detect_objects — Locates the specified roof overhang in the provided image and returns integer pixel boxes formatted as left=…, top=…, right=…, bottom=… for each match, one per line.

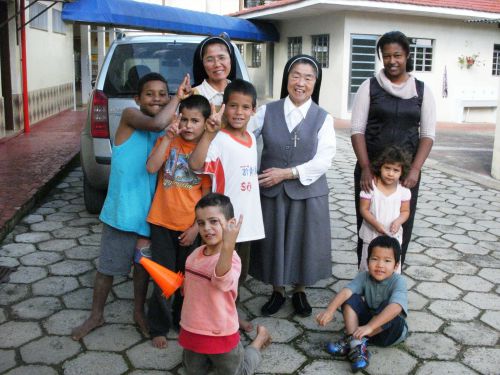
left=62, top=0, right=279, bottom=42
left=234, top=0, right=500, bottom=22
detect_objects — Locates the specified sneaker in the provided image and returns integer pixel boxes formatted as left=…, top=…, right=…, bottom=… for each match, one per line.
left=261, top=291, right=286, bottom=315
left=326, top=335, right=350, bottom=357
left=348, top=338, right=370, bottom=373
left=292, top=291, right=312, bottom=317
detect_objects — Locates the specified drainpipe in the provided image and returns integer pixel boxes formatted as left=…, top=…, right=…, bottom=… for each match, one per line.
left=20, top=0, right=30, bottom=134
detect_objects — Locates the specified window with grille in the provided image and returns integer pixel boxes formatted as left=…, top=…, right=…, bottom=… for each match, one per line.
left=288, top=37, right=302, bottom=59
left=349, top=34, right=377, bottom=109
left=493, top=44, right=500, bottom=76
left=311, top=34, right=329, bottom=68
left=244, top=0, right=261, bottom=7
left=236, top=43, right=244, bottom=58
left=29, top=1, right=49, bottom=31
left=250, top=43, right=262, bottom=67
left=410, top=38, right=433, bottom=72
left=52, top=9, right=66, bottom=34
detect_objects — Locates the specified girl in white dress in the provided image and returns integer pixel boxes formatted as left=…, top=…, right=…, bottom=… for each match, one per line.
left=359, top=146, right=412, bottom=273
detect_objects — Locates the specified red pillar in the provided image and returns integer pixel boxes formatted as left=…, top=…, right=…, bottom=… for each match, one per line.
left=20, top=0, right=30, bottom=134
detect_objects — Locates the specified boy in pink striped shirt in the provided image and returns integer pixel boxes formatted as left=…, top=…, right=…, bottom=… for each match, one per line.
left=179, top=193, right=271, bottom=374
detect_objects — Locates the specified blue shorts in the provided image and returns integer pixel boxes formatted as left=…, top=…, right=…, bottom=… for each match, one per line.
left=343, top=294, right=407, bottom=347
left=97, top=223, right=137, bottom=276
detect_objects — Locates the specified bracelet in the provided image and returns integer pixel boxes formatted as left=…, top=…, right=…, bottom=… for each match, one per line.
left=291, top=167, right=299, bottom=179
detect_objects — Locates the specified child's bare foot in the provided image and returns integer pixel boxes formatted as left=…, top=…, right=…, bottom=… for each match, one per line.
left=250, top=325, right=272, bottom=351
left=239, top=317, right=253, bottom=333
left=152, top=335, right=168, bottom=349
left=71, top=315, right=104, bottom=341
left=134, top=310, right=150, bottom=337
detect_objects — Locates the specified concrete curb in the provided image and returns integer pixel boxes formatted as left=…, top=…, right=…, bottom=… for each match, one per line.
left=0, top=153, right=80, bottom=243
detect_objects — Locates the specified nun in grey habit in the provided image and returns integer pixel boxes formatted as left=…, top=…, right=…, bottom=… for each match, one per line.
left=249, top=54, right=336, bottom=317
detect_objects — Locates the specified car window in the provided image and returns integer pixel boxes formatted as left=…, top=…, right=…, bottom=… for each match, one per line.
left=103, top=42, right=197, bottom=97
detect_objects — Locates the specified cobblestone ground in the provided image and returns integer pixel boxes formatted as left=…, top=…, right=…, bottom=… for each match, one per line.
left=1, top=136, right=499, bottom=375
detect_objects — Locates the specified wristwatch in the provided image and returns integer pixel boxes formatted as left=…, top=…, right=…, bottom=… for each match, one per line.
left=291, top=167, right=299, bottom=179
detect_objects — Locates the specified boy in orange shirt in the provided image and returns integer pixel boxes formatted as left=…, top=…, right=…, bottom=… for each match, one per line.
left=146, top=95, right=212, bottom=348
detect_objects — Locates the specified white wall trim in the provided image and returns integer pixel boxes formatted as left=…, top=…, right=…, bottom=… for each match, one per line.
left=238, top=0, right=500, bottom=21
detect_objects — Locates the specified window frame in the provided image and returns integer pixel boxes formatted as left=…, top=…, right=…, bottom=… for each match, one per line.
left=250, top=43, right=262, bottom=68
left=29, top=1, right=49, bottom=31
left=311, top=34, right=329, bottom=68
left=52, top=9, right=66, bottom=35
left=287, top=36, right=302, bottom=59
left=492, top=44, right=500, bottom=76
left=410, top=38, right=433, bottom=72
left=348, top=34, right=378, bottom=110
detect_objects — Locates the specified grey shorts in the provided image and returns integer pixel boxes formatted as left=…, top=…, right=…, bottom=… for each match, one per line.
left=183, top=342, right=262, bottom=375
left=97, top=223, right=137, bottom=276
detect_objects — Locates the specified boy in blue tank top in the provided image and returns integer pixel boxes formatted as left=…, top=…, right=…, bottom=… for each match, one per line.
left=71, top=72, right=192, bottom=341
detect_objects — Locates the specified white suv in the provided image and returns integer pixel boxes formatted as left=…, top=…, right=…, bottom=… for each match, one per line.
left=81, top=34, right=250, bottom=213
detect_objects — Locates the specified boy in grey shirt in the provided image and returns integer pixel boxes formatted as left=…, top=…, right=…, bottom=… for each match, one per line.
left=316, top=235, right=408, bottom=373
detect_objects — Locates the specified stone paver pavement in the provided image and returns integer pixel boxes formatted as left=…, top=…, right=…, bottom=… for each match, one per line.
left=1, top=135, right=499, bottom=374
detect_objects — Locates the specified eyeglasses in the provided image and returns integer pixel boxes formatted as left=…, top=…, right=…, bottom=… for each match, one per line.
left=203, top=55, right=229, bottom=65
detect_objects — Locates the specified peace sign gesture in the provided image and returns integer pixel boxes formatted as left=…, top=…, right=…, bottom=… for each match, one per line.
left=165, top=113, right=182, bottom=139
left=176, top=74, right=192, bottom=101
left=205, top=103, right=225, bottom=133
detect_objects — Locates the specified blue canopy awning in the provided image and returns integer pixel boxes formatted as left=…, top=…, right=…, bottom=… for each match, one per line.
left=62, top=0, right=279, bottom=42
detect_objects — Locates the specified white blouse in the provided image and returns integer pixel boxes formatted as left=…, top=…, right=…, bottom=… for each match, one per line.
left=249, top=96, right=336, bottom=186
left=193, top=79, right=225, bottom=106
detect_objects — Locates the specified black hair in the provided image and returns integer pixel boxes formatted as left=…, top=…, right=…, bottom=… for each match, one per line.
left=280, top=54, right=322, bottom=104
left=192, top=33, right=237, bottom=87
left=179, top=95, right=211, bottom=120
left=223, top=79, right=257, bottom=108
left=195, top=193, right=234, bottom=220
left=137, top=72, right=168, bottom=95
left=372, top=146, right=412, bottom=180
left=376, top=31, right=414, bottom=72
left=367, top=235, right=401, bottom=264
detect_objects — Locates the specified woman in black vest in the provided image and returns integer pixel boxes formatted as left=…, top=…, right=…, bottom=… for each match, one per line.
left=249, top=55, right=336, bottom=317
left=351, top=31, right=436, bottom=268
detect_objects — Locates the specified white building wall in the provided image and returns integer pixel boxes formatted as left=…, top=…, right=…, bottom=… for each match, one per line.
left=246, top=42, right=270, bottom=99
left=26, top=5, right=74, bottom=90
left=343, top=12, right=499, bottom=122
left=270, top=11, right=499, bottom=122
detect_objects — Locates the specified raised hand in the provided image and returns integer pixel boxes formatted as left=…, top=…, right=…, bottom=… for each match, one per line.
left=166, top=114, right=181, bottom=139
left=206, top=103, right=225, bottom=133
left=176, top=74, right=192, bottom=100
left=222, top=214, right=243, bottom=250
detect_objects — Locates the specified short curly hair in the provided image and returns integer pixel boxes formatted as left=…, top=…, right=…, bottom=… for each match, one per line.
left=372, top=146, right=412, bottom=180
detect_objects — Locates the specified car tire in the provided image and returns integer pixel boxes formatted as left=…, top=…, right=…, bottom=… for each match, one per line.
left=83, top=174, right=106, bottom=214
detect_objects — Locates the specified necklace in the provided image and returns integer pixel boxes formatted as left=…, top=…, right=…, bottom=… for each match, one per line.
left=290, top=117, right=305, bottom=148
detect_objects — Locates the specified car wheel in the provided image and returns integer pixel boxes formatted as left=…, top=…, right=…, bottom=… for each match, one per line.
left=83, top=174, right=106, bottom=214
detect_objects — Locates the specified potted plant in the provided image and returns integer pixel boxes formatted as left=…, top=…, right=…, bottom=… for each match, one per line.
left=458, top=53, right=480, bottom=69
